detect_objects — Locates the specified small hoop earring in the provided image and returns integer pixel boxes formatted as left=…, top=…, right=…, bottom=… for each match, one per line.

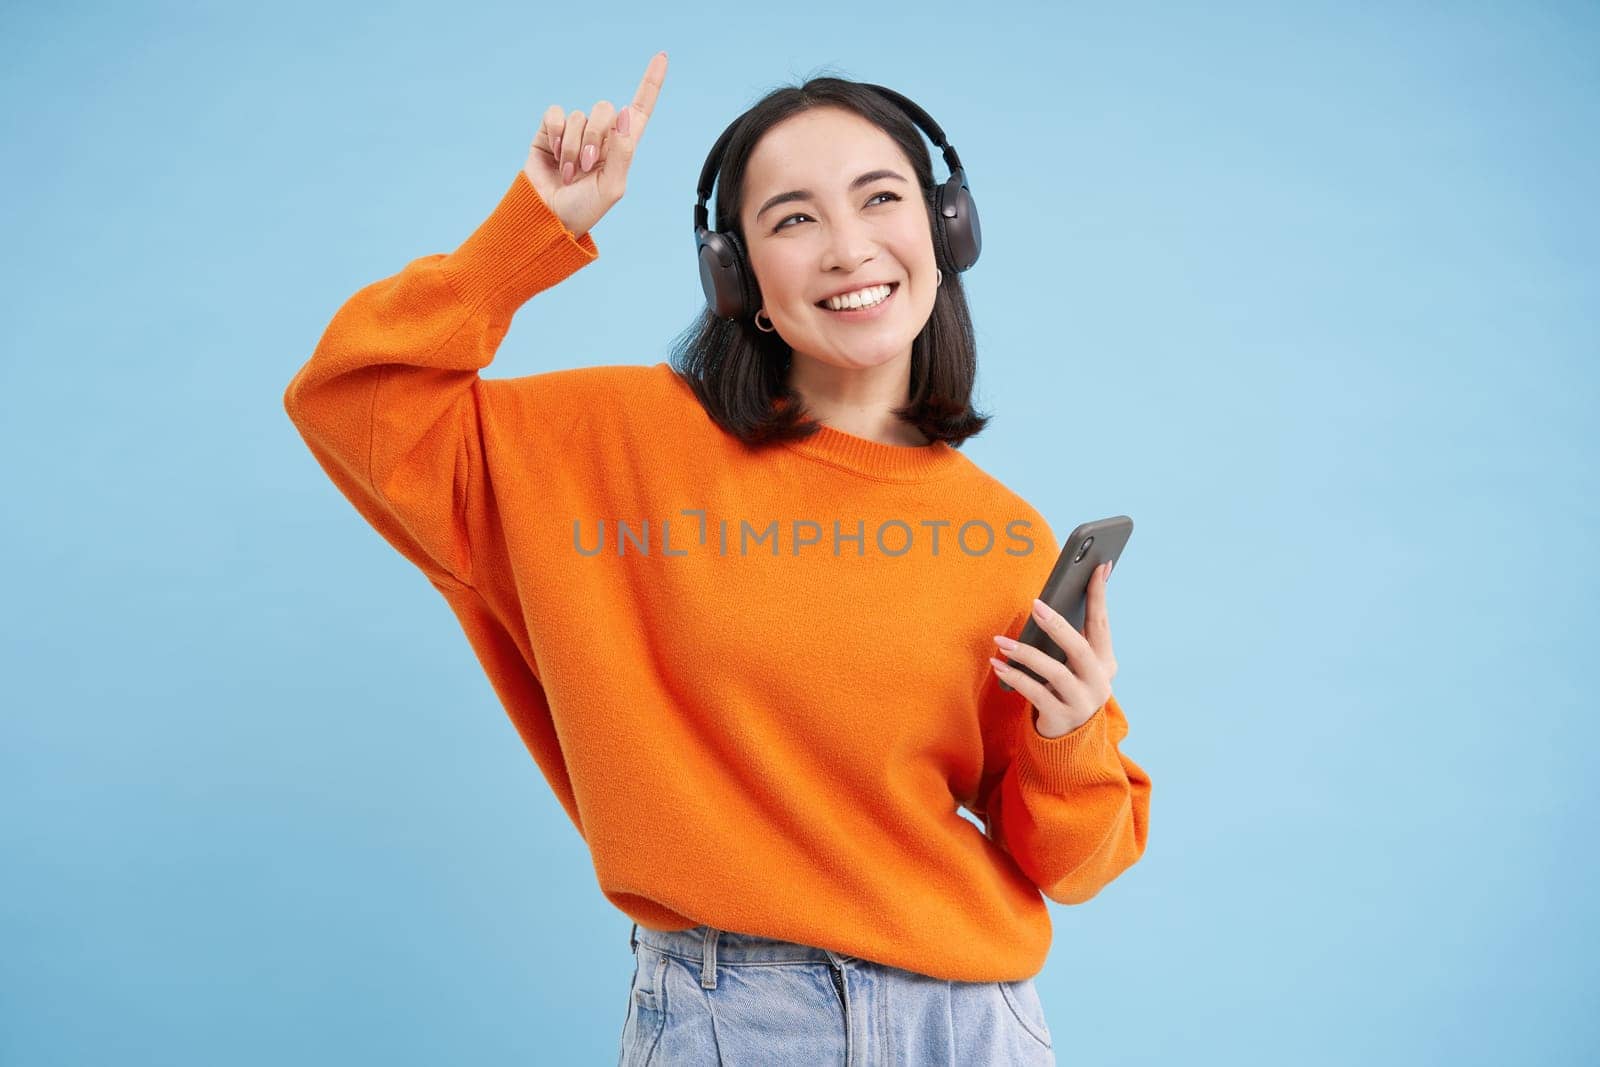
left=936, top=269, right=943, bottom=288
left=754, top=308, right=776, bottom=333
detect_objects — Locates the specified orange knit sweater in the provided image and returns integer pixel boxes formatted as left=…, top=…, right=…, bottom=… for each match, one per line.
left=283, top=170, right=1152, bottom=982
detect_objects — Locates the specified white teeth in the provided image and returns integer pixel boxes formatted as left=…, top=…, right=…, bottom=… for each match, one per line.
left=824, top=284, right=892, bottom=311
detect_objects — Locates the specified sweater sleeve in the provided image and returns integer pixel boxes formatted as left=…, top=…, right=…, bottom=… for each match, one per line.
left=969, top=610, right=1153, bottom=904
left=282, top=171, right=598, bottom=589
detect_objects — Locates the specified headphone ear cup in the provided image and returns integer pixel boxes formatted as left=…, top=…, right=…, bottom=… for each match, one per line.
left=697, top=231, right=748, bottom=320
left=935, top=176, right=982, bottom=273
left=724, top=228, right=760, bottom=320
left=696, top=229, right=761, bottom=321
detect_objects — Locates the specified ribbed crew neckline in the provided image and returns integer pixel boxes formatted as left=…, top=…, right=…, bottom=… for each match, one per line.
left=652, top=362, right=964, bottom=482
left=778, top=420, right=964, bottom=481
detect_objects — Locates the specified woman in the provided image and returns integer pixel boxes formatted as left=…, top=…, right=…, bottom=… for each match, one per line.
left=284, top=51, right=1150, bottom=1066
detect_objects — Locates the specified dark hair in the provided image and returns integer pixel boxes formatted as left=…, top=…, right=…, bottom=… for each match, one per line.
left=668, top=71, right=991, bottom=448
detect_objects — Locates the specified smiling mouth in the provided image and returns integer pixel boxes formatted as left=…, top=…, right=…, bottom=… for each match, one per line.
left=815, top=282, right=899, bottom=313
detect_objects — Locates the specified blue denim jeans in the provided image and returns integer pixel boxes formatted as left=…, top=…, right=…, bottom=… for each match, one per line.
left=619, top=923, right=1056, bottom=1066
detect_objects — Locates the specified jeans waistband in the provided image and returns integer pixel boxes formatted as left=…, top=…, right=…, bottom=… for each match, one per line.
left=630, top=922, right=853, bottom=989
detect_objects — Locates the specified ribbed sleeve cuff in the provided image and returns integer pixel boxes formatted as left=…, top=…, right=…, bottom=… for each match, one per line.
left=1013, top=695, right=1126, bottom=791
left=441, top=170, right=600, bottom=314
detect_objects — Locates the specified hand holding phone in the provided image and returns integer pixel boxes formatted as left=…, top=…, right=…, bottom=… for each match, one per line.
left=996, top=515, right=1131, bottom=699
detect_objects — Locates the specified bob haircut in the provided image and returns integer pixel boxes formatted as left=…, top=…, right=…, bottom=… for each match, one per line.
left=669, top=74, right=992, bottom=449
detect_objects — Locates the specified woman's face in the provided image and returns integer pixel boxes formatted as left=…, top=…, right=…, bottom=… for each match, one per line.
left=738, top=107, right=938, bottom=373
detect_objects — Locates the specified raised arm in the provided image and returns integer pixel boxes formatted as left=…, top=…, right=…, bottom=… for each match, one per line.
left=281, top=180, right=597, bottom=588
left=282, top=53, right=668, bottom=589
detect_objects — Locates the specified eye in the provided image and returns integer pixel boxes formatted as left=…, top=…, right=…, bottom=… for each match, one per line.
left=773, top=191, right=902, bottom=232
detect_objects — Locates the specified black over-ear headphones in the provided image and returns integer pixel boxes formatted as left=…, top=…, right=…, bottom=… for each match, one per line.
left=693, top=84, right=982, bottom=322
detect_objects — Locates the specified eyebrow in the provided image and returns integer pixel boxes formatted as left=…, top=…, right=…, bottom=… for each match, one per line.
left=755, top=169, right=910, bottom=221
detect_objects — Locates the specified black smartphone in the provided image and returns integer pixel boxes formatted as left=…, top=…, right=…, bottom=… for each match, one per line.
left=998, top=515, right=1133, bottom=692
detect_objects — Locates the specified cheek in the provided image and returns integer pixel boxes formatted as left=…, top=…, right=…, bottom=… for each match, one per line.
left=903, top=222, right=939, bottom=265
left=751, top=249, right=811, bottom=307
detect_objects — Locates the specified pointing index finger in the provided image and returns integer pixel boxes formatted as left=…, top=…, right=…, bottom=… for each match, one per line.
left=628, top=51, right=668, bottom=138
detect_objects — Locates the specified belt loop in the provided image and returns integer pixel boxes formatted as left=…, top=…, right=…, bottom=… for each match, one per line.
left=630, top=922, right=638, bottom=955
left=699, top=926, right=721, bottom=989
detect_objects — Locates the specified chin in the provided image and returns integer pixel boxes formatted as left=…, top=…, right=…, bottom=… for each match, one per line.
left=814, top=347, right=910, bottom=371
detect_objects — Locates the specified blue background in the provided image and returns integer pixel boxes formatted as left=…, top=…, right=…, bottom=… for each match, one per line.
left=3, top=1, right=1595, bottom=1063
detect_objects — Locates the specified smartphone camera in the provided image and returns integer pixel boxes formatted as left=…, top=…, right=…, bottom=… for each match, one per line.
left=1072, top=535, right=1094, bottom=564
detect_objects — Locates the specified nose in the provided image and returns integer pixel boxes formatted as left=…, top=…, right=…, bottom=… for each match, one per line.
left=820, top=213, right=880, bottom=274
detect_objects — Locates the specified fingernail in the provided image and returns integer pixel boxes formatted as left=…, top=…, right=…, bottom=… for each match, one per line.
left=562, top=161, right=574, bottom=183
left=993, top=635, right=1017, bottom=652
left=1032, top=598, right=1052, bottom=619
left=1105, top=560, right=1113, bottom=581
left=581, top=144, right=596, bottom=171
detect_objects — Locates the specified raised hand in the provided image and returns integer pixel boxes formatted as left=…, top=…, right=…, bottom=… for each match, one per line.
left=522, top=51, right=668, bottom=240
